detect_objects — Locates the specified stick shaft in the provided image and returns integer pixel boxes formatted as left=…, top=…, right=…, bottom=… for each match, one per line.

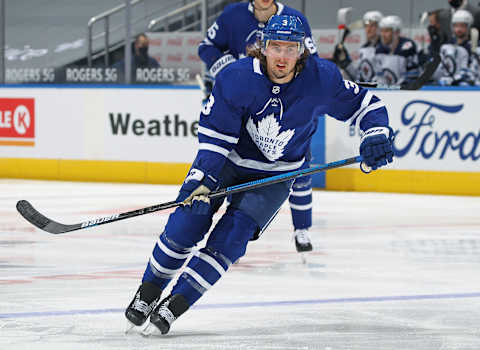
left=17, top=155, right=362, bottom=234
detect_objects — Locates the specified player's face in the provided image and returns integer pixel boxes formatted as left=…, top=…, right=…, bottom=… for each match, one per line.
left=453, top=22, right=469, bottom=40
left=364, top=22, right=378, bottom=42
left=264, top=40, right=299, bottom=83
left=253, top=0, right=275, bottom=11
left=380, top=28, right=393, bottom=45
left=135, top=36, right=149, bottom=55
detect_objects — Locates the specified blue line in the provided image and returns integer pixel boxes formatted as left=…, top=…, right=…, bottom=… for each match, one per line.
left=2, top=292, right=480, bottom=319
left=374, top=85, right=480, bottom=91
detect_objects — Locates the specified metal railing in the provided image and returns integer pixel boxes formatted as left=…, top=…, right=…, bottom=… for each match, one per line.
left=87, top=0, right=143, bottom=67
left=148, top=0, right=202, bottom=32
left=148, top=0, right=232, bottom=34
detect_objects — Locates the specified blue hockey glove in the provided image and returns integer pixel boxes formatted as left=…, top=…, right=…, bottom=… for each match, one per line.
left=359, top=126, right=394, bottom=173
left=176, top=168, right=218, bottom=215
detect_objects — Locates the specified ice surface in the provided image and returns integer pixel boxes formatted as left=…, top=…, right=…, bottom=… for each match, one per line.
left=1, top=179, right=480, bottom=349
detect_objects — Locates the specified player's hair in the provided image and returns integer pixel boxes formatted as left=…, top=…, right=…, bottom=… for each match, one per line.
left=246, top=40, right=310, bottom=75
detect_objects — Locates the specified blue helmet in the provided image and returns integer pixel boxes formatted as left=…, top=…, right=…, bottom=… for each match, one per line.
left=262, top=15, right=306, bottom=54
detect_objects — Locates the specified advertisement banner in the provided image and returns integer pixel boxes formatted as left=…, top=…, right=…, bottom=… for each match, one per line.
left=147, top=32, right=204, bottom=84
left=0, top=98, right=35, bottom=146
left=0, top=87, right=203, bottom=163
left=326, top=89, right=480, bottom=173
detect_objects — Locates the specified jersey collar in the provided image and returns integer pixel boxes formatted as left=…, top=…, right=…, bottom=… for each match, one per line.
left=248, top=2, right=285, bottom=15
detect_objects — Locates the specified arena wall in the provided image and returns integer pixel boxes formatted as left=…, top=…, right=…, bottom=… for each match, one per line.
left=0, top=86, right=478, bottom=195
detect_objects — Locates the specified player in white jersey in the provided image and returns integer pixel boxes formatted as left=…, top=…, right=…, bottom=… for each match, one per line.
left=433, top=9, right=478, bottom=85
left=333, top=11, right=383, bottom=83
left=375, top=15, right=420, bottom=86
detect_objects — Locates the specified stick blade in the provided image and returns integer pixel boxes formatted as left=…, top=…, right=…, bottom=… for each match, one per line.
left=16, top=200, right=79, bottom=234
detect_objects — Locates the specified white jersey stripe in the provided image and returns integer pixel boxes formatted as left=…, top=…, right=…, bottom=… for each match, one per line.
left=156, top=237, right=190, bottom=260
left=253, top=58, right=263, bottom=75
left=184, top=267, right=212, bottom=290
left=199, top=143, right=231, bottom=157
left=289, top=203, right=313, bottom=211
left=198, top=126, right=239, bottom=144
left=149, top=256, right=180, bottom=275
left=355, top=101, right=386, bottom=133
left=196, top=251, right=226, bottom=276
left=228, top=150, right=304, bottom=172
left=290, top=189, right=312, bottom=197
left=347, top=90, right=373, bottom=126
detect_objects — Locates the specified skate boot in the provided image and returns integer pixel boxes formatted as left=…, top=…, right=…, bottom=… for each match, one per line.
left=125, top=282, right=162, bottom=331
left=143, top=293, right=189, bottom=335
left=294, top=229, right=313, bottom=253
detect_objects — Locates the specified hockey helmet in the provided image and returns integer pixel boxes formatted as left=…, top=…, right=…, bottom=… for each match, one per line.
left=379, top=15, right=402, bottom=31
left=262, top=15, right=306, bottom=55
left=363, top=11, right=383, bottom=25
left=452, top=9, right=474, bottom=26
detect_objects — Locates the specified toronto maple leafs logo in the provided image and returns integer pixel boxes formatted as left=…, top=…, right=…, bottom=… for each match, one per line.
left=246, top=114, right=295, bottom=161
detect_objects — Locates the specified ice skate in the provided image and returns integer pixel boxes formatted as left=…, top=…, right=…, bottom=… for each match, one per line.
left=124, top=282, right=162, bottom=333
left=294, top=229, right=313, bottom=253
left=143, top=294, right=189, bottom=336
left=293, top=229, right=313, bottom=264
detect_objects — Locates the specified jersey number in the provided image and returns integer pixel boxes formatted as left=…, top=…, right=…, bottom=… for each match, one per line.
left=202, top=94, right=215, bottom=115
left=207, top=22, right=219, bottom=40
left=304, top=37, right=317, bottom=54
left=344, top=80, right=360, bottom=94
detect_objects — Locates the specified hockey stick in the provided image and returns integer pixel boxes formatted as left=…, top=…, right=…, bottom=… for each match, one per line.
left=471, top=27, right=479, bottom=51
left=337, top=7, right=353, bottom=44
left=195, top=73, right=207, bottom=99
left=16, top=155, right=363, bottom=234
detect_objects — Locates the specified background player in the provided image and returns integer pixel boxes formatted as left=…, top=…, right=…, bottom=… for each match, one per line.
left=333, top=10, right=383, bottom=82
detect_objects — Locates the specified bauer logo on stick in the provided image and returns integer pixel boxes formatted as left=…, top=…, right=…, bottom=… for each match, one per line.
left=81, top=214, right=120, bottom=228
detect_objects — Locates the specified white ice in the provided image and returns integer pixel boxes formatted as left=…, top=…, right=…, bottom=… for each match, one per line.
left=1, top=179, right=480, bottom=350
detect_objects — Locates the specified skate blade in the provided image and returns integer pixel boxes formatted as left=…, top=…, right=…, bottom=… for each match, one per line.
left=125, top=320, right=148, bottom=335
left=300, top=252, right=308, bottom=265
left=142, top=323, right=163, bottom=337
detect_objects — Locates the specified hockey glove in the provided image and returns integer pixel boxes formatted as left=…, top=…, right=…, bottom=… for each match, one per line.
left=202, top=74, right=214, bottom=105
left=359, top=127, right=394, bottom=173
left=176, top=168, right=219, bottom=215
left=333, top=43, right=352, bottom=69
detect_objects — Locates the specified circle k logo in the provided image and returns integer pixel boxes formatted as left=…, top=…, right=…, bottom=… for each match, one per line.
left=0, top=98, right=35, bottom=141
left=12, top=105, right=31, bottom=135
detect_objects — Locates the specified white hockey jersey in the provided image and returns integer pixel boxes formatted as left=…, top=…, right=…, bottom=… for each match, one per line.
left=433, top=43, right=471, bottom=85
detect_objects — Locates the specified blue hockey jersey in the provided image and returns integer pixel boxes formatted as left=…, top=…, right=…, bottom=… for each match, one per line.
left=198, top=2, right=317, bottom=78
left=194, top=55, right=389, bottom=180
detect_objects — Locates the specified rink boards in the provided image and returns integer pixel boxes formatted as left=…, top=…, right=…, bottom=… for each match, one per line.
left=0, top=85, right=478, bottom=195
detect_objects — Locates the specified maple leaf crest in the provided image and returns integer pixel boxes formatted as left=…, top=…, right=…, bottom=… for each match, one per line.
left=246, top=113, right=295, bottom=161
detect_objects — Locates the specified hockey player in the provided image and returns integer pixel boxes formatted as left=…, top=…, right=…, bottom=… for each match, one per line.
left=198, top=0, right=318, bottom=253
left=333, top=10, right=383, bottom=82
left=125, top=15, right=394, bottom=335
left=372, top=15, right=420, bottom=86
left=433, top=9, right=478, bottom=85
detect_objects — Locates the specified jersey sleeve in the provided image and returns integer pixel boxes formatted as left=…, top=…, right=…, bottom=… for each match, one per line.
left=198, top=9, right=236, bottom=77
left=192, top=67, right=244, bottom=179
left=322, top=60, right=389, bottom=132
